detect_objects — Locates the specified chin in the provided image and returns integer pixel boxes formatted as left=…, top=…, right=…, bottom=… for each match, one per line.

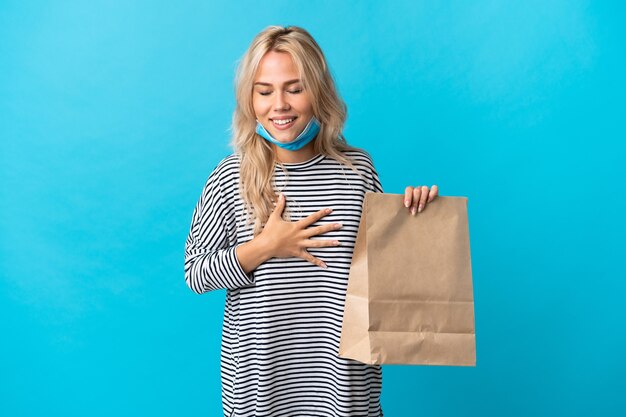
left=276, top=136, right=297, bottom=144
left=272, top=131, right=297, bottom=142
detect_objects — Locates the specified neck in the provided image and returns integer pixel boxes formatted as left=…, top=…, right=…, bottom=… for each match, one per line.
left=273, top=141, right=317, bottom=163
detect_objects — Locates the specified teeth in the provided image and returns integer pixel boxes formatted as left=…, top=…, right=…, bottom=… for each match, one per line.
left=273, top=118, right=294, bottom=125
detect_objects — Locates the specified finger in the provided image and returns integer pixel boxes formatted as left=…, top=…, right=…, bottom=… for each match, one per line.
left=418, top=186, right=429, bottom=212
left=427, top=185, right=438, bottom=203
left=271, top=193, right=286, bottom=219
left=411, top=186, right=422, bottom=215
left=300, top=250, right=327, bottom=269
left=302, top=238, right=341, bottom=248
left=303, top=222, right=343, bottom=238
left=296, top=207, right=332, bottom=228
left=404, top=186, right=413, bottom=208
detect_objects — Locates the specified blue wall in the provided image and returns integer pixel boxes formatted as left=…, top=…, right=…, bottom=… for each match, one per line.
left=1, top=1, right=624, bottom=416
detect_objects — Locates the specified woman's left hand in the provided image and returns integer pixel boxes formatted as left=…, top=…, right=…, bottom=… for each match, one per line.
left=404, top=185, right=438, bottom=215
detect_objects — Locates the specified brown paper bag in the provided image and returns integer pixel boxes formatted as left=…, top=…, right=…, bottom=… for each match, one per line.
left=338, top=193, right=476, bottom=366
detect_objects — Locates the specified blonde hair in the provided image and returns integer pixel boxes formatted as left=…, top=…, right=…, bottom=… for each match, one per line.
left=229, top=25, right=369, bottom=236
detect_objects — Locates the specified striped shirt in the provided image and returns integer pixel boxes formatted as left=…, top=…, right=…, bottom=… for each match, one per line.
left=184, top=149, right=385, bottom=417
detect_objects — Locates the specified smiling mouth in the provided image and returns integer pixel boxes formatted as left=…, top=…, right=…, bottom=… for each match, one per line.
left=271, top=117, right=297, bottom=128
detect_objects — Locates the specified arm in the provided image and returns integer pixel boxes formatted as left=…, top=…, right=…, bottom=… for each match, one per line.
left=235, top=237, right=273, bottom=275
left=363, top=151, right=384, bottom=193
left=370, top=164, right=384, bottom=193
left=184, top=167, right=256, bottom=294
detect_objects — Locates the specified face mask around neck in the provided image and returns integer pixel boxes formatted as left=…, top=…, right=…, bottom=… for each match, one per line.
left=255, top=116, right=321, bottom=151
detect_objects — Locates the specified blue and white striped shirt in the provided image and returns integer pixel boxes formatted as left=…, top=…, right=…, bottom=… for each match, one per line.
left=185, top=149, right=384, bottom=417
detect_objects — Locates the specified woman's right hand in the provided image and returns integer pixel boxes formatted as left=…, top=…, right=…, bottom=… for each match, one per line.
left=260, top=193, right=342, bottom=269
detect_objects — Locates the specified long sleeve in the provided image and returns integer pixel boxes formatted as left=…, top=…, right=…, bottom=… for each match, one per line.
left=362, top=151, right=384, bottom=193
left=369, top=163, right=384, bottom=193
left=184, top=166, right=255, bottom=294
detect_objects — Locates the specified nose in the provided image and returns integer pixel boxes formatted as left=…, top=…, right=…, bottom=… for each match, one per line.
left=273, top=91, right=290, bottom=111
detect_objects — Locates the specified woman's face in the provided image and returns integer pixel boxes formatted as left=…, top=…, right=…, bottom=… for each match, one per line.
left=252, top=51, right=314, bottom=144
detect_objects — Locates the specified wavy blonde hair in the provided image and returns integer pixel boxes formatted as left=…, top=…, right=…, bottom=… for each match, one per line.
left=229, top=25, right=369, bottom=236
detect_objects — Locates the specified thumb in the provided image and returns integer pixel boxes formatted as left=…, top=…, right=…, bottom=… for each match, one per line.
left=271, top=193, right=286, bottom=218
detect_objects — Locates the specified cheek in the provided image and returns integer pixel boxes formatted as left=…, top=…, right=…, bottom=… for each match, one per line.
left=252, top=97, right=271, bottom=116
left=294, top=95, right=314, bottom=114
left=251, top=101, right=263, bottom=117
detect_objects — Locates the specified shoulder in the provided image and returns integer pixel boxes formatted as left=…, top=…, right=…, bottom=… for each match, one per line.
left=204, top=153, right=241, bottom=184
left=338, top=147, right=383, bottom=192
left=199, top=153, right=241, bottom=199
left=212, top=153, right=241, bottom=178
left=340, top=148, right=378, bottom=173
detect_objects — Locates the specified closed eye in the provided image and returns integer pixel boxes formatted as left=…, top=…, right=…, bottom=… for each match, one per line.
left=258, top=89, right=303, bottom=96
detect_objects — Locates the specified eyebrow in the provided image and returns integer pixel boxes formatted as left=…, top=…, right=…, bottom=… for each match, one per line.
left=253, top=79, right=302, bottom=87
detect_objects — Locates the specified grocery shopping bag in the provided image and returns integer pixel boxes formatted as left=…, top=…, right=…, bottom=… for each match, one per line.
left=338, top=193, right=476, bottom=366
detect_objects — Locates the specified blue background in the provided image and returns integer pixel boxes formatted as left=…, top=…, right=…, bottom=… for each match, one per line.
left=1, top=1, right=624, bottom=416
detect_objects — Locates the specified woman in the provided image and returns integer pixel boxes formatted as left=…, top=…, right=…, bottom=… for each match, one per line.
left=184, top=25, right=438, bottom=417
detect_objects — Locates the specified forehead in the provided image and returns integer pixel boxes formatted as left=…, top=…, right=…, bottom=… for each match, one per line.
left=254, top=51, right=301, bottom=84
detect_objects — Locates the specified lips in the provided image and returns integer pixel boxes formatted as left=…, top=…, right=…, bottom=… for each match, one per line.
left=271, top=116, right=297, bottom=130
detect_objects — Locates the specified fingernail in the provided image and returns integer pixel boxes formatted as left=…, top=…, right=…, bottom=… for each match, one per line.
left=404, top=199, right=410, bottom=208
left=335, top=223, right=342, bottom=229
left=333, top=240, right=340, bottom=245
left=418, top=204, right=424, bottom=213
left=326, top=208, right=332, bottom=213
left=321, top=262, right=328, bottom=269
left=411, top=207, right=416, bottom=215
